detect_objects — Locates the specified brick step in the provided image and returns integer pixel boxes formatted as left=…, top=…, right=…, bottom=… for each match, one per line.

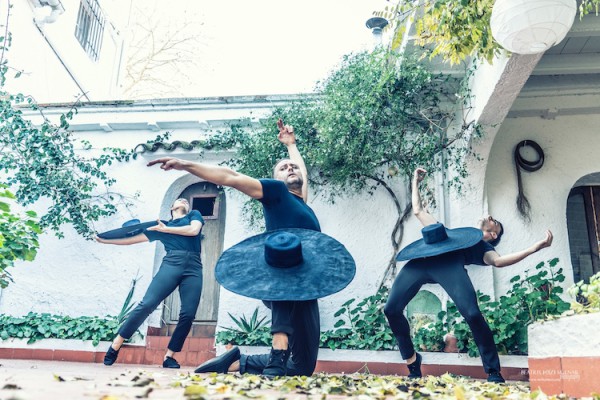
left=0, top=346, right=527, bottom=380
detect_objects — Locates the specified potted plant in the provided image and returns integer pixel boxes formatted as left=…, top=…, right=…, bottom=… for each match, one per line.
left=528, top=272, right=600, bottom=397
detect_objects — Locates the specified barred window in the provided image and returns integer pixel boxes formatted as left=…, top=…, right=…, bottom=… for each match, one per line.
left=74, top=0, right=105, bottom=62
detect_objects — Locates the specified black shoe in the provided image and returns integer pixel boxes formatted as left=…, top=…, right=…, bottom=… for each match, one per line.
left=407, top=352, right=422, bottom=378
left=487, top=370, right=505, bottom=383
left=194, top=346, right=240, bottom=373
left=262, top=348, right=290, bottom=377
left=103, top=345, right=120, bottom=366
left=163, top=356, right=180, bottom=369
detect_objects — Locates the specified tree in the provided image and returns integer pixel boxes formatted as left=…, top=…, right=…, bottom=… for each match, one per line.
left=121, top=1, right=206, bottom=99
left=206, top=49, right=480, bottom=285
left=377, top=0, right=600, bottom=65
left=0, top=1, right=135, bottom=284
left=0, top=184, right=40, bottom=288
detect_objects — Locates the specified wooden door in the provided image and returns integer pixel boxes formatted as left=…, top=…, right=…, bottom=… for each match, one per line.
left=581, top=186, right=600, bottom=280
left=163, top=182, right=226, bottom=324
left=568, top=186, right=600, bottom=283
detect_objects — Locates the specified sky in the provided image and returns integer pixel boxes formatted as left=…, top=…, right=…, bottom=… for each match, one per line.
left=126, top=0, right=388, bottom=98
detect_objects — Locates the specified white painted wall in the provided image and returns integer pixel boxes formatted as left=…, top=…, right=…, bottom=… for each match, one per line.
left=483, top=112, right=600, bottom=295
left=1, top=86, right=594, bottom=335
left=0, top=97, right=408, bottom=333
left=2, top=0, right=128, bottom=102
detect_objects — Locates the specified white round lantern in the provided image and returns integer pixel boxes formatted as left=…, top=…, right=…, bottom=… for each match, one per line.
left=490, top=0, right=577, bottom=54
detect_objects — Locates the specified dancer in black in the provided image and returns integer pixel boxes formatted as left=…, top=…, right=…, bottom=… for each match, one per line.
left=384, top=168, right=553, bottom=383
left=96, top=198, right=204, bottom=368
left=148, top=119, right=355, bottom=377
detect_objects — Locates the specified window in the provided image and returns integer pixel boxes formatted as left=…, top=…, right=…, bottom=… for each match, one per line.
left=74, top=0, right=104, bottom=61
left=192, top=196, right=218, bottom=220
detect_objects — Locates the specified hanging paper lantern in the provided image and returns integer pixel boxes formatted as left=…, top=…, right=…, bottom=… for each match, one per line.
left=490, top=0, right=577, bottom=54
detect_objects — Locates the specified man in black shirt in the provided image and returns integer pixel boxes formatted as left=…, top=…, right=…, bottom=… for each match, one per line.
left=148, top=119, right=322, bottom=376
left=384, top=168, right=553, bottom=383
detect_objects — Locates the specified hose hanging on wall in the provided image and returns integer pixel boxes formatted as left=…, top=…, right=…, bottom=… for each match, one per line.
left=514, top=140, right=544, bottom=222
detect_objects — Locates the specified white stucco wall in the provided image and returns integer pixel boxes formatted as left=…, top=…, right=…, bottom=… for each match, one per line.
left=2, top=82, right=594, bottom=334
left=482, top=112, right=600, bottom=295
left=3, top=0, right=127, bottom=102
left=0, top=97, right=410, bottom=333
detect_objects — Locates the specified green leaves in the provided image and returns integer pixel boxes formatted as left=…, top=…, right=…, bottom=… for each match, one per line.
left=568, top=271, right=600, bottom=314
left=321, top=286, right=396, bottom=351
left=0, top=29, right=138, bottom=241
left=0, top=312, right=121, bottom=346
left=215, top=308, right=272, bottom=346
left=449, top=258, right=570, bottom=356
left=377, top=0, right=501, bottom=65
left=0, top=185, right=40, bottom=288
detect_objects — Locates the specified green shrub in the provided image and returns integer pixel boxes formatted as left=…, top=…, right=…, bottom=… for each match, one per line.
left=0, top=313, right=120, bottom=346
left=215, top=308, right=271, bottom=347
left=568, top=271, right=600, bottom=314
left=450, top=258, right=570, bottom=357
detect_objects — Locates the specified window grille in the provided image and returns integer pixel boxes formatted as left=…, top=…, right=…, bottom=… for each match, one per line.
left=74, top=0, right=105, bottom=61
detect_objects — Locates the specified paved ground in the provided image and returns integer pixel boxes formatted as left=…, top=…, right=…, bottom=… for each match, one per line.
left=0, top=359, right=538, bottom=400
left=1, top=359, right=188, bottom=400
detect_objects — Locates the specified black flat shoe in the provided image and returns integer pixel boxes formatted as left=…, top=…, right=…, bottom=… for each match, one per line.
left=407, top=352, right=422, bottom=378
left=163, top=356, right=180, bottom=369
left=194, top=346, right=240, bottom=373
left=103, top=346, right=120, bottom=366
left=487, top=370, right=505, bottom=383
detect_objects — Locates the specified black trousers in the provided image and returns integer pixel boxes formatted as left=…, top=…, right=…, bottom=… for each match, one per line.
left=239, top=299, right=320, bottom=376
left=384, top=251, right=501, bottom=373
left=118, top=250, right=203, bottom=352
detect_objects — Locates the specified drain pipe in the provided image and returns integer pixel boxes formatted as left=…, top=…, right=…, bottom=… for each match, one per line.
left=33, top=19, right=90, bottom=101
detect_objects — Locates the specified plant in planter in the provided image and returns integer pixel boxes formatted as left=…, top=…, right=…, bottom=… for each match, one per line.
left=528, top=270, right=600, bottom=396
left=567, top=271, right=600, bottom=314
left=449, top=258, right=570, bottom=356
left=0, top=277, right=142, bottom=346
left=320, top=286, right=396, bottom=351
left=215, top=308, right=271, bottom=347
left=412, top=316, right=445, bottom=352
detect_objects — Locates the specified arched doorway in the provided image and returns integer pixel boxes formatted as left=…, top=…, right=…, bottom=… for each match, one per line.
left=162, top=181, right=226, bottom=333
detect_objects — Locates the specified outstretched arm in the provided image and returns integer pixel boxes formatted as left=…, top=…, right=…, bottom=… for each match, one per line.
left=484, top=230, right=553, bottom=267
left=95, top=234, right=149, bottom=245
left=148, top=158, right=263, bottom=199
left=278, top=119, right=308, bottom=202
left=146, top=219, right=203, bottom=236
left=412, top=168, right=437, bottom=227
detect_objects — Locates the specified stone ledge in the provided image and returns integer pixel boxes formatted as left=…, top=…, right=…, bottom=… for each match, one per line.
left=528, top=313, right=600, bottom=396
left=0, top=340, right=528, bottom=380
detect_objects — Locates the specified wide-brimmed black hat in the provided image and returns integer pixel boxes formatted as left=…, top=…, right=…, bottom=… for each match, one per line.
left=396, top=223, right=483, bottom=261
left=97, top=219, right=167, bottom=240
left=215, top=228, right=356, bottom=301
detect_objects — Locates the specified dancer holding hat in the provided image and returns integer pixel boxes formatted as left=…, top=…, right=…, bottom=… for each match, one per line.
left=148, top=119, right=355, bottom=377
left=95, top=198, right=205, bottom=368
left=384, top=168, right=553, bottom=383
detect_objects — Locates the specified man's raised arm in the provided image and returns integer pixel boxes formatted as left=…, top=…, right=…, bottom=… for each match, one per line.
left=147, top=158, right=263, bottom=199
left=277, top=119, right=308, bottom=202
left=412, top=168, right=437, bottom=227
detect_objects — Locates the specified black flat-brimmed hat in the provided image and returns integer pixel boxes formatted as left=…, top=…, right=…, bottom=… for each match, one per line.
left=215, top=228, right=356, bottom=301
left=97, top=219, right=168, bottom=240
left=396, top=223, right=483, bottom=261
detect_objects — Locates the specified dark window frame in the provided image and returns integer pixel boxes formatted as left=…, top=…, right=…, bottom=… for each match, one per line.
left=74, top=0, right=105, bottom=62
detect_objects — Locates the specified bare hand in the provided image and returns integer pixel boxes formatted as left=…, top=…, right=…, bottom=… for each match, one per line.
left=277, top=118, right=296, bottom=146
left=147, top=157, right=186, bottom=171
left=94, top=235, right=106, bottom=244
left=413, top=168, right=427, bottom=184
left=536, top=230, right=553, bottom=251
left=146, top=219, right=166, bottom=232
